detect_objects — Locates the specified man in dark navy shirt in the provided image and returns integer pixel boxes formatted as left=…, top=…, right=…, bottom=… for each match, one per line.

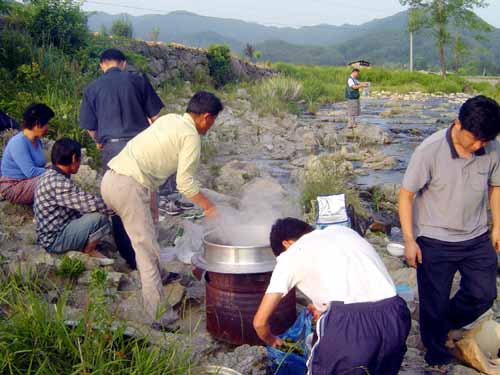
left=80, top=48, right=164, bottom=166
left=79, top=49, right=164, bottom=270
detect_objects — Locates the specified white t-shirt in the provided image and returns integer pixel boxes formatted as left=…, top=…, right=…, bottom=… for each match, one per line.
left=348, top=76, right=359, bottom=88
left=266, top=226, right=396, bottom=312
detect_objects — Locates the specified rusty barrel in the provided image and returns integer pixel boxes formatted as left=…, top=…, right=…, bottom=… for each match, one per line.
left=205, top=271, right=296, bottom=346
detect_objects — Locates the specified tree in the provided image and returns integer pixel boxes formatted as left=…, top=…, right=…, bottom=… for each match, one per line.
left=207, top=44, right=233, bottom=87
left=26, top=0, right=89, bottom=53
left=400, top=0, right=491, bottom=78
left=110, top=18, right=133, bottom=38
left=149, top=25, right=160, bottom=42
left=452, top=33, right=469, bottom=72
left=255, top=51, right=262, bottom=61
left=243, top=43, right=255, bottom=61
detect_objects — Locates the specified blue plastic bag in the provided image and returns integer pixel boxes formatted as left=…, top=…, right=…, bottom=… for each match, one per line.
left=267, top=309, right=313, bottom=375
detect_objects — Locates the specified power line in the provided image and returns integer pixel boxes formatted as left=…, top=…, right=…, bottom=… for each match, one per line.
left=82, top=0, right=404, bottom=29
left=83, top=0, right=166, bottom=14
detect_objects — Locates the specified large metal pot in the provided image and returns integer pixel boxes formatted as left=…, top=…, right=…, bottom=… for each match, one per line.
left=192, top=225, right=276, bottom=274
left=191, top=225, right=296, bottom=345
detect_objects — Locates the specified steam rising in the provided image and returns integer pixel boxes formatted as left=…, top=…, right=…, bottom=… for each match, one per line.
left=208, top=179, right=300, bottom=246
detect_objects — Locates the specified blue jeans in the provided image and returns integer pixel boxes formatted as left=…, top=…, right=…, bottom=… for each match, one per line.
left=48, top=213, right=111, bottom=254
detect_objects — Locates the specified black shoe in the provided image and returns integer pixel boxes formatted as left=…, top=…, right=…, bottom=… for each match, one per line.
left=176, top=200, right=194, bottom=210
left=161, top=271, right=181, bottom=285
left=163, top=201, right=183, bottom=216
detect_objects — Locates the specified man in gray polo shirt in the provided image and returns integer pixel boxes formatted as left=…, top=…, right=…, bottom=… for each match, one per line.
left=399, top=95, right=500, bottom=373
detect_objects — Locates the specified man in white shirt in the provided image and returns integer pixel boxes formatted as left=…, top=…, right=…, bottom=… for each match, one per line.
left=345, top=68, right=367, bottom=129
left=254, top=218, right=411, bottom=375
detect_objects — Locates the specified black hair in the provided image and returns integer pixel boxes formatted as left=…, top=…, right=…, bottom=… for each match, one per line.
left=51, top=138, right=82, bottom=166
left=269, top=217, right=314, bottom=257
left=186, top=91, right=224, bottom=116
left=459, top=95, right=500, bottom=142
left=22, top=103, right=55, bottom=130
left=352, top=68, right=360, bottom=73
left=100, top=48, right=127, bottom=63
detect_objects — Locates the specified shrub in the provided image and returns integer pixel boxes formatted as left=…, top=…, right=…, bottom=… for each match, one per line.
left=55, top=256, right=85, bottom=279
left=110, top=17, right=133, bottom=38
left=300, top=156, right=363, bottom=221
left=259, top=75, right=302, bottom=101
left=250, top=75, right=303, bottom=116
left=207, top=44, right=233, bottom=87
left=25, top=0, right=89, bottom=53
left=0, top=30, right=32, bottom=72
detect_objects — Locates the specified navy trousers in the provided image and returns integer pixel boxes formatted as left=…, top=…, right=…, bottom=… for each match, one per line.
left=417, top=232, right=497, bottom=366
left=308, top=296, right=411, bottom=375
left=102, top=141, right=137, bottom=269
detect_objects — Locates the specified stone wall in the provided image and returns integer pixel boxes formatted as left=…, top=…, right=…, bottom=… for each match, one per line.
left=113, top=39, right=275, bottom=87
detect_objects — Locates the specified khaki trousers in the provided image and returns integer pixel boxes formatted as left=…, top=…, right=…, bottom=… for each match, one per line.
left=101, top=170, right=164, bottom=321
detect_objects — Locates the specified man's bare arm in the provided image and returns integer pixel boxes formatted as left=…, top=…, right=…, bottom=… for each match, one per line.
left=148, top=113, right=161, bottom=125
left=87, top=130, right=97, bottom=141
left=490, top=186, right=500, bottom=252
left=189, top=192, right=217, bottom=217
left=253, top=293, right=284, bottom=347
left=87, top=130, right=103, bottom=149
left=399, top=187, right=422, bottom=267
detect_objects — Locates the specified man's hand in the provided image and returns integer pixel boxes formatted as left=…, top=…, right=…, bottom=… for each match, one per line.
left=204, top=206, right=218, bottom=219
left=405, top=239, right=422, bottom=268
left=307, top=304, right=322, bottom=323
left=492, top=227, right=500, bottom=252
left=254, top=293, right=283, bottom=346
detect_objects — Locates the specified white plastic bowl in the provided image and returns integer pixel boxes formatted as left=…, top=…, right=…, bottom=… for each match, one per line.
left=387, top=243, right=405, bottom=257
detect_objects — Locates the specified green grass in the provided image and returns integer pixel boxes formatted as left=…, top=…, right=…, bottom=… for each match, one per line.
left=55, top=256, right=85, bottom=280
left=0, top=269, right=194, bottom=375
left=300, top=156, right=364, bottom=222
left=274, top=63, right=500, bottom=104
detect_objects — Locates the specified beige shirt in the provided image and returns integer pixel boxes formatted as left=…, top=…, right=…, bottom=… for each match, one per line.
left=108, top=113, right=201, bottom=198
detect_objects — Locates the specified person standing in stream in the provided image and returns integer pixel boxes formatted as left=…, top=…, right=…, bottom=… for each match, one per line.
left=345, top=68, right=368, bottom=129
left=79, top=48, right=164, bottom=271
left=399, top=95, right=500, bottom=374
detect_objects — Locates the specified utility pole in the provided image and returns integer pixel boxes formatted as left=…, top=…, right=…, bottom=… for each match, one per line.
left=410, top=31, right=414, bottom=72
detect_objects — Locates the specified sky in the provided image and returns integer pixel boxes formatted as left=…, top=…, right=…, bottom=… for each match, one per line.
left=81, top=0, right=500, bottom=28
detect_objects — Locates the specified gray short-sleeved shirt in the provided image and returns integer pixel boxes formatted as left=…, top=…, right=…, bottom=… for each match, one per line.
left=402, top=126, right=500, bottom=242
left=79, top=67, right=164, bottom=144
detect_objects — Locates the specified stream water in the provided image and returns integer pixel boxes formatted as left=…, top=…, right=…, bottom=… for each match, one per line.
left=217, top=95, right=464, bottom=191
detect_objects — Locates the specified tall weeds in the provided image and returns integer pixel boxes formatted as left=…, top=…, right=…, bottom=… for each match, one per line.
left=0, top=269, right=193, bottom=374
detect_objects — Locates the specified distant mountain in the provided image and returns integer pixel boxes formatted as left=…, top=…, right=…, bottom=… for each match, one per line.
left=87, top=10, right=406, bottom=47
left=87, top=10, right=500, bottom=74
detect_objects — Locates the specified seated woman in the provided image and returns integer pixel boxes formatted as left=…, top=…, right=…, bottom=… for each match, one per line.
left=0, top=103, right=53, bottom=205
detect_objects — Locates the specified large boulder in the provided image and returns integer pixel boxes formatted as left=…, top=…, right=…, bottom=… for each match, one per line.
left=340, top=123, right=392, bottom=145
left=215, top=160, right=260, bottom=195
left=362, top=153, right=397, bottom=170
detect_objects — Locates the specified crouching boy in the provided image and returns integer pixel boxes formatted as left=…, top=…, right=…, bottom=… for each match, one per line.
left=254, top=218, right=411, bottom=375
left=34, top=138, right=112, bottom=257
